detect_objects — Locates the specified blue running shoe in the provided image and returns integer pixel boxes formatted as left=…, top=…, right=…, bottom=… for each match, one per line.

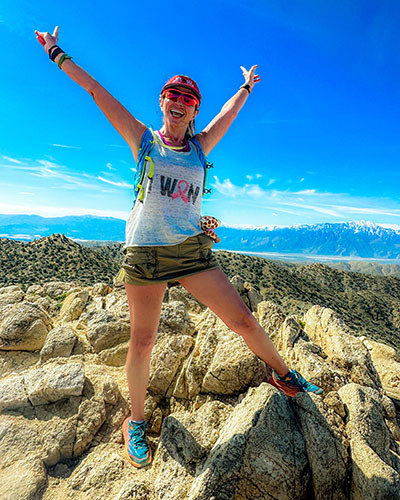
left=268, top=369, right=324, bottom=397
left=122, top=418, right=152, bottom=468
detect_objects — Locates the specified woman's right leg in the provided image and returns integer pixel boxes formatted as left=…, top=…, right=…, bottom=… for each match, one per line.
left=124, top=281, right=168, bottom=420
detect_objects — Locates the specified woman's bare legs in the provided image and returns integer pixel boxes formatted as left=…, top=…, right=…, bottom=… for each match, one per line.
left=124, top=281, right=168, bottom=420
left=178, top=268, right=290, bottom=377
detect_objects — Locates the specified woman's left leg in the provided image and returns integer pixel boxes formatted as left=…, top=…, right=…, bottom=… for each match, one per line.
left=177, top=267, right=290, bottom=377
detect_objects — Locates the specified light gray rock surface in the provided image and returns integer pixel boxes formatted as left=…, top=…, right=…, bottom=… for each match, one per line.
left=0, top=301, right=52, bottom=351
left=0, top=281, right=399, bottom=500
left=39, top=324, right=77, bottom=361
left=338, top=383, right=400, bottom=500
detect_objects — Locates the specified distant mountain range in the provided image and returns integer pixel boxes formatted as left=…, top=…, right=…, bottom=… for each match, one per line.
left=1, top=214, right=400, bottom=260
left=1, top=232, right=399, bottom=352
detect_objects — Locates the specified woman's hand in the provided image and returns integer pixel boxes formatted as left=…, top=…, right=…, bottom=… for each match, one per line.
left=34, top=26, right=59, bottom=54
left=240, top=64, right=261, bottom=89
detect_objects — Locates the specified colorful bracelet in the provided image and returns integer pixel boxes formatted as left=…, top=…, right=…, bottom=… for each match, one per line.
left=240, top=84, right=252, bottom=94
left=57, top=53, right=73, bottom=69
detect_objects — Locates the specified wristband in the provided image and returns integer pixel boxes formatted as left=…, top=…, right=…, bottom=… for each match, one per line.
left=58, top=53, right=73, bottom=69
left=49, top=46, right=64, bottom=61
left=240, top=84, right=252, bottom=94
left=48, top=45, right=58, bottom=58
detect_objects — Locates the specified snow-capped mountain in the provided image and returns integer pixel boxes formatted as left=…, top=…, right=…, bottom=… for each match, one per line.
left=1, top=215, right=399, bottom=259
left=217, top=220, right=400, bottom=259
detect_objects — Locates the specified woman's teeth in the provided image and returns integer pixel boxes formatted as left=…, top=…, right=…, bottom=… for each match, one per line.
left=170, top=109, right=184, bottom=118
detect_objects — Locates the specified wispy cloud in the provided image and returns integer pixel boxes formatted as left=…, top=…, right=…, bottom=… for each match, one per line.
left=328, top=204, right=400, bottom=217
left=1, top=156, right=134, bottom=191
left=19, top=192, right=34, bottom=195
left=246, top=173, right=263, bottom=181
left=52, top=144, right=82, bottom=149
left=97, top=176, right=133, bottom=188
left=210, top=176, right=400, bottom=220
left=108, top=144, right=129, bottom=149
left=2, top=155, right=23, bottom=164
left=0, top=202, right=129, bottom=220
left=106, top=163, right=115, bottom=170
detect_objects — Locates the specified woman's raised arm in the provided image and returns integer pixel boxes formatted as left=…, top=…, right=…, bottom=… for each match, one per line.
left=195, top=65, right=261, bottom=156
left=34, top=26, right=146, bottom=161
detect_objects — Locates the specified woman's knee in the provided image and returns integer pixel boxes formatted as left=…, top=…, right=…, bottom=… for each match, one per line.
left=129, top=329, right=157, bottom=355
left=226, top=310, right=258, bottom=335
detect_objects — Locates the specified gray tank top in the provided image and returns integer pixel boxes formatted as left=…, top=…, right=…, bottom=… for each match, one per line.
left=124, top=129, right=204, bottom=248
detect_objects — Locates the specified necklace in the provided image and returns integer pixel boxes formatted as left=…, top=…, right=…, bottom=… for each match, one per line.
left=157, top=130, right=190, bottom=151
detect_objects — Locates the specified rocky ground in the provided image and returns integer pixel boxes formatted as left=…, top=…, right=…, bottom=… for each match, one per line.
left=0, top=277, right=399, bottom=500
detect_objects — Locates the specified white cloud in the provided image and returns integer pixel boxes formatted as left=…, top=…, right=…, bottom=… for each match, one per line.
left=106, top=163, right=115, bottom=170
left=282, top=202, right=341, bottom=217
left=328, top=204, right=400, bottom=217
left=97, top=176, right=133, bottom=188
left=256, top=173, right=262, bottom=179
left=293, top=189, right=317, bottom=195
left=108, top=144, right=129, bottom=148
left=300, top=177, right=305, bottom=182
left=267, top=179, right=275, bottom=186
left=19, top=192, right=34, bottom=195
left=2, top=155, right=23, bottom=164
left=0, top=202, right=129, bottom=220
left=246, top=174, right=253, bottom=181
left=52, top=144, right=81, bottom=149
left=245, top=184, right=264, bottom=198
left=212, top=176, right=242, bottom=197
left=1, top=157, right=131, bottom=191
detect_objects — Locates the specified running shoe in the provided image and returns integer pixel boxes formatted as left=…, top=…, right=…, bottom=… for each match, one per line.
left=268, top=369, right=324, bottom=397
left=122, top=418, right=152, bottom=468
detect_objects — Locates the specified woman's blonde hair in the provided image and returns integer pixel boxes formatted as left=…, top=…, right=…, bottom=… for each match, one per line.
left=185, top=119, right=196, bottom=139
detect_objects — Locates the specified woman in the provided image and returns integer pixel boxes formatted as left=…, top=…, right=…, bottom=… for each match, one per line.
left=35, top=26, right=323, bottom=470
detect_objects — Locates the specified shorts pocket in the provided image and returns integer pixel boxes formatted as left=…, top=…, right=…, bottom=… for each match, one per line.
left=198, top=232, right=214, bottom=249
left=123, top=248, right=155, bottom=278
left=198, top=233, right=214, bottom=263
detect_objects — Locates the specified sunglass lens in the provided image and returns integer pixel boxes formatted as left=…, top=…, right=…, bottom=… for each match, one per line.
left=164, top=89, right=198, bottom=106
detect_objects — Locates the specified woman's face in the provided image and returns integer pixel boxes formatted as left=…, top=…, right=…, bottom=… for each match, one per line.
left=160, top=87, right=199, bottom=129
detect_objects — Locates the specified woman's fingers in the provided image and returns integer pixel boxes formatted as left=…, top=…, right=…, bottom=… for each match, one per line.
left=35, top=30, right=46, bottom=46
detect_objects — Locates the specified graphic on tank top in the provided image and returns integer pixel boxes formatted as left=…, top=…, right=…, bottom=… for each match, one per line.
left=159, top=175, right=200, bottom=204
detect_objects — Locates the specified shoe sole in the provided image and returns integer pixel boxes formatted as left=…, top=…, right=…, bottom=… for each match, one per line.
left=267, top=375, right=303, bottom=397
left=268, top=375, right=324, bottom=397
left=122, top=417, right=153, bottom=469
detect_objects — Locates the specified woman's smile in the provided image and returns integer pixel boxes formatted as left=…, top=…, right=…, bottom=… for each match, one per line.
left=170, top=108, right=185, bottom=118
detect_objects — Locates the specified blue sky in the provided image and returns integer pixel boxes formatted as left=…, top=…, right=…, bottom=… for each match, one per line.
left=1, top=0, right=399, bottom=229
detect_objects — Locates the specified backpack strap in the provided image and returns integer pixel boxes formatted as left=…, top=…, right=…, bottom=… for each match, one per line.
left=132, top=130, right=213, bottom=207
left=132, top=128, right=154, bottom=207
left=189, top=136, right=213, bottom=196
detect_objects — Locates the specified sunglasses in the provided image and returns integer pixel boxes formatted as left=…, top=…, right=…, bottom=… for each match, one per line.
left=162, top=89, right=199, bottom=107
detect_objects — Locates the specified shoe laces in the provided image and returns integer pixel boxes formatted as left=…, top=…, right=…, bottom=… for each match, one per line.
left=128, top=421, right=148, bottom=451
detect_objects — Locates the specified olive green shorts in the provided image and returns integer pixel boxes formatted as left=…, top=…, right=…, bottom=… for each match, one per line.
left=114, top=233, right=220, bottom=286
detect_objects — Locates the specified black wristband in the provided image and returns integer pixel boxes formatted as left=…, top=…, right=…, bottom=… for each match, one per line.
left=48, top=45, right=59, bottom=58
left=49, top=46, right=64, bottom=62
left=240, top=84, right=252, bottom=94
left=48, top=45, right=58, bottom=55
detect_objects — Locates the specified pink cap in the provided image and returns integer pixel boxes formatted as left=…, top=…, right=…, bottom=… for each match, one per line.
left=161, top=75, right=201, bottom=103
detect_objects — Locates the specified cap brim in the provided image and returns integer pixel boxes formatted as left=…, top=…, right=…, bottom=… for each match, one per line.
left=162, top=84, right=201, bottom=102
